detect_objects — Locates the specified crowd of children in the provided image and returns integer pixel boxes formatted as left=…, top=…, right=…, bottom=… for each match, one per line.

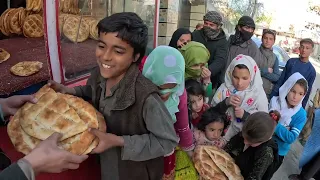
left=1, top=10, right=318, bottom=180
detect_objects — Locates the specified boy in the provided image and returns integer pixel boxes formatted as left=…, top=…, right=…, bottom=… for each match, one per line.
left=49, top=12, right=178, bottom=180
left=270, top=38, right=316, bottom=108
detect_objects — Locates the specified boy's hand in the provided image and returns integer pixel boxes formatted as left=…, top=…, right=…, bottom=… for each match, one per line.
left=89, top=128, right=124, bottom=153
left=234, top=107, right=244, bottom=119
left=268, top=68, right=273, bottom=73
left=48, top=80, right=75, bottom=95
left=226, top=95, right=241, bottom=107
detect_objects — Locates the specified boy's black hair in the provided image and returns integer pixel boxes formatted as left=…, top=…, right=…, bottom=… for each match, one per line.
left=197, top=106, right=229, bottom=135
left=300, top=38, right=314, bottom=48
left=185, top=79, right=205, bottom=97
left=97, top=12, right=148, bottom=64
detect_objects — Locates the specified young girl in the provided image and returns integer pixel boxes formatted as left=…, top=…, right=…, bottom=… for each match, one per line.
left=179, top=41, right=213, bottom=98
left=186, top=79, right=210, bottom=127
left=142, top=46, right=194, bottom=180
left=224, top=112, right=280, bottom=180
left=212, top=54, right=268, bottom=143
left=269, top=72, right=308, bottom=167
left=193, top=107, right=229, bottom=148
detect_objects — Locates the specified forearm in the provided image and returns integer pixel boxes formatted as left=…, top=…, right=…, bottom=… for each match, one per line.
left=0, top=159, right=35, bottom=180
left=74, top=85, right=92, bottom=100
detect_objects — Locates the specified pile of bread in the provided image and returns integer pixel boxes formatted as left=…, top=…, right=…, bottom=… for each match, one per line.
left=193, top=145, right=244, bottom=180
left=0, top=8, right=43, bottom=38
left=26, top=0, right=43, bottom=12
left=7, top=85, right=106, bottom=155
left=59, top=0, right=80, bottom=15
left=59, top=13, right=99, bottom=42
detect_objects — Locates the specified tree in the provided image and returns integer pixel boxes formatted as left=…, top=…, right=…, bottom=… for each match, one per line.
left=255, top=13, right=273, bottom=25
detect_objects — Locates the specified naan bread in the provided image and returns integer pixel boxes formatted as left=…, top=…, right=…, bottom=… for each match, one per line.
left=10, top=61, right=43, bottom=76
left=193, top=146, right=244, bottom=180
left=7, top=90, right=106, bottom=155
left=0, top=48, right=10, bottom=63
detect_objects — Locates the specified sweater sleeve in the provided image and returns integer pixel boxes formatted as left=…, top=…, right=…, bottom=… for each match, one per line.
left=274, top=108, right=307, bottom=144
left=208, top=40, right=228, bottom=77
left=302, top=69, right=316, bottom=108
left=246, top=147, right=274, bottom=180
left=174, top=90, right=195, bottom=151
left=270, top=59, right=291, bottom=98
left=122, top=94, right=179, bottom=161
left=260, top=57, right=281, bottom=83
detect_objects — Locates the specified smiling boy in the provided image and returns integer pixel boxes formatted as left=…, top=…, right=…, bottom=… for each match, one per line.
left=270, top=38, right=316, bottom=108
left=49, top=12, right=178, bottom=180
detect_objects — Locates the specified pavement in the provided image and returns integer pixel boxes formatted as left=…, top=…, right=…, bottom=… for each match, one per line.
left=270, top=56, right=320, bottom=180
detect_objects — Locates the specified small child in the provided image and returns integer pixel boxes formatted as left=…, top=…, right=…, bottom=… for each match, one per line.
left=186, top=79, right=210, bottom=127
left=224, top=112, right=280, bottom=180
left=193, top=107, right=229, bottom=148
left=270, top=72, right=308, bottom=169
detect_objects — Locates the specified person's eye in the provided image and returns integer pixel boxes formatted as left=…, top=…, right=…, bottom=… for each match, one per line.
left=115, top=50, right=124, bottom=54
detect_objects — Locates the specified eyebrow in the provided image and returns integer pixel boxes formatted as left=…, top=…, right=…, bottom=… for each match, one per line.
left=98, top=40, right=127, bottom=50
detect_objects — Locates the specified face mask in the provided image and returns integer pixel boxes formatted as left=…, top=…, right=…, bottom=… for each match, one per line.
left=240, top=30, right=253, bottom=41
left=186, top=68, right=202, bottom=79
left=159, top=88, right=179, bottom=121
left=203, top=26, right=219, bottom=40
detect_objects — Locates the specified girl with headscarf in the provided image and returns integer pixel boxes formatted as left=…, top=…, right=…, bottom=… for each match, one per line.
left=179, top=41, right=212, bottom=98
left=142, top=46, right=194, bottom=180
left=258, top=29, right=281, bottom=98
left=211, top=54, right=268, bottom=144
left=138, top=28, right=192, bottom=72
left=269, top=72, right=308, bottom=169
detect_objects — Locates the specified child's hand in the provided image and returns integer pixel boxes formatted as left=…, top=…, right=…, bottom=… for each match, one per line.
left=186, top=150, right=194, bottom=158
left=226, top=95, right=241, bottom=107
left=268, top=68, right=273, bottom=73
left=48, top=80, right=75, bottom=95
left=201, top=67, right=211, bottom=83
left=234, top=107, right=244, bottom=119
left=89, top=128, right=124, bottom=153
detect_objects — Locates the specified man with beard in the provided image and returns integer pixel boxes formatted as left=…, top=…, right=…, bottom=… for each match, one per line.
left=192, top=11, right=228, bottom=89
left=225, top=16, right=263, bottom=73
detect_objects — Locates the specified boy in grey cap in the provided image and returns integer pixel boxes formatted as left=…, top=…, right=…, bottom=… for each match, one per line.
left=192, top=11, right=228, bottom=89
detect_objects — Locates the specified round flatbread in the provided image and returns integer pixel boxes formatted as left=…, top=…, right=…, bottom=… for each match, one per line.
left=0, top=48, right=10, bottom=63
left=10, top=61, right=43, bottom=77
left=63, top=16, right=89, bottom=42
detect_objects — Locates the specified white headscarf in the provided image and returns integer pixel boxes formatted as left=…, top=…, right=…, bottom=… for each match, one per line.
left=212, top=54, right=268, bottom=121
left=269, top=72, right=308, bottom=126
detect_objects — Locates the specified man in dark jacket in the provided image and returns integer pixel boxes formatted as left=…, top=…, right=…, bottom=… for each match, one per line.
left=192, top=11, right=228, bottom=89
left=225, top=16, right=263, bottom=73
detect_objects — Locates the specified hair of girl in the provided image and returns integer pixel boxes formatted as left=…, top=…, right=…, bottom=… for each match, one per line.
left=185, top=79, right=205, bottom=97
left=295, top=78, right=308, bottom=95
left=234, top=64, right=249, bottom=70
left=197, top=106, right=230, bottom=135
left=242, top=112, right=278, bottom=144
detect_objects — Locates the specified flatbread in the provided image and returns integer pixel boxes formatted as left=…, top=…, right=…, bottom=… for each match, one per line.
left=10, top=61, right=43, bottom=76
left=7, top=86, right=106, bottom=155
left=0, top=48, right=10, bottom=63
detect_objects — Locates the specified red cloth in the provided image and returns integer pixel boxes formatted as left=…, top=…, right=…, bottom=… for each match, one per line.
left=191, top=103, right=210, bottom=127
left=0, top=127, right=101, bottom=180
left=163, top=152, right=176, bottom=180
left=139, top=56, right=148, bottom=72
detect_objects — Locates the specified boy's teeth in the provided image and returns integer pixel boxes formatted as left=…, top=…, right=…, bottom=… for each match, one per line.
left=102, top=64, right=111, bottom=69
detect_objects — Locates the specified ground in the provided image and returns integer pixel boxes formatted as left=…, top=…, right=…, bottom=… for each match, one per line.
left=271, top=57, right=320, bottom=180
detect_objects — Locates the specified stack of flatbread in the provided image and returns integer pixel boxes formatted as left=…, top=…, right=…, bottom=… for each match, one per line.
left=0, top=8, right=43, bottom=38
left=59, top=0, right=80, bottom=15
left=193, top=145, right=244, bottom=180
left=26, top=0, right=43, bottom=13
left=7, top=85, right=106, bottom=155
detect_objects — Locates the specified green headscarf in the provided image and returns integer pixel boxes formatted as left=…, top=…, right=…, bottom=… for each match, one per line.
left=142, top=46, right=185, bottom=122
left=179, top=41, right=210, bottom=79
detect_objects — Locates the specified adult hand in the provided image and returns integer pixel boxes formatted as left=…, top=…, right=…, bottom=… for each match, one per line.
left=268, top=68, right=273, bottom=73
left=47, top=80, right=75, bottom=95
left=226, top=95, right=241, bottom=107
left=0, top=95, right=37, bottom=117
left=89, top=128, right=124, bottom=154
left=201, top=67, right=211, bottom=84
left=23, top=133, right=88, bottom=175
left=234, top=107, right=244, bottom=119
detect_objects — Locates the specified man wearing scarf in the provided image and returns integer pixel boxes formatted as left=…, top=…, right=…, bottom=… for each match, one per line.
left=192, top=11, right=228, bottom=89
left=225, top=16, right=263, bottom=75
left=259, top=29, right=281, bottom=98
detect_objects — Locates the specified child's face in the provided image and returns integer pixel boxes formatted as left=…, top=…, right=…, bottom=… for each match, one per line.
left=190, top=94, right=204, bottom=113
left=287, top=84, right=305, bottom=107
left=96, top=32, right=137, bottom=80
left=299, top=43, right=313, bottom=59
left=158, top=83, right=177, bottom=102
left=232, top=67, right=251, bottom=91
left=205, top=121, right=224, bottom=141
